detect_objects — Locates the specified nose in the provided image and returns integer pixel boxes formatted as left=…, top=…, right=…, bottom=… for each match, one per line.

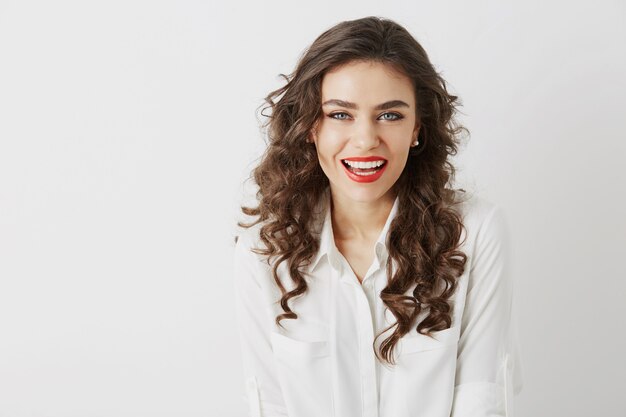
left=351, top=118, right=380, bottom=150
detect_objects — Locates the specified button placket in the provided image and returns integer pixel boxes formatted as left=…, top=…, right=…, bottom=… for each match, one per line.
left=245, top=376, right=261, bottom=417
left=354, top=276, right=380, bottom=417
left=336, top=252, right=380, bottom=416
left=329, top=261, right=339, bottom=417
left=334, top=245, right=382, bottom=416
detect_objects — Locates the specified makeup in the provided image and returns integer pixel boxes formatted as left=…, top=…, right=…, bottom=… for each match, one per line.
left=340, top=157, right=388, bottom=183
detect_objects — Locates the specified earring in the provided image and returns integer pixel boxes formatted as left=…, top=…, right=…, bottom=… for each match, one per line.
left=412, top=136, right=419, bottom=147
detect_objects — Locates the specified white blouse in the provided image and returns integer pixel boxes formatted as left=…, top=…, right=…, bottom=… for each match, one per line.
left=232, top=188, right=524, bottom=417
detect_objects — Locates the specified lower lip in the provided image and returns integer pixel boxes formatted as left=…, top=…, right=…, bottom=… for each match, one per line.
left=341, top=161, right=387, bottom=183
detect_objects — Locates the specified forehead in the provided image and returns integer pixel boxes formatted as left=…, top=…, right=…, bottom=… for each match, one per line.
left=321, top=61, right=415, bottom=105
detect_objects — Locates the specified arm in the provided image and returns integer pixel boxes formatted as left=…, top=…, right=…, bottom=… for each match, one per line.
left=451, top=205, right=524, bottom=417
left=233, top=233, right=289, bottom=417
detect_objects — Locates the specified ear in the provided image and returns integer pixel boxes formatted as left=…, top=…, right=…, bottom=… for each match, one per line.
left=309, top=121, right=319, bottom=143
left=413, top=121, right=421, bottom=137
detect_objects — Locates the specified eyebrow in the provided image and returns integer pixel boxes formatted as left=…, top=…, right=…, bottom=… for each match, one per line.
left=321, top=99, right=410, bottom=110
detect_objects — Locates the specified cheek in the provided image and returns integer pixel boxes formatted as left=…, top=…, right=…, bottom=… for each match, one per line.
left=315, top=139, right=342, bottom=166
left=317, top=151, right=339, bottom=174
left=387, top=148, right=411, bottom=171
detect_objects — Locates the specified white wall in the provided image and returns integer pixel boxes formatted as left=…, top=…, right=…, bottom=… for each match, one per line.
left=0, top=0, right=624, bottom=416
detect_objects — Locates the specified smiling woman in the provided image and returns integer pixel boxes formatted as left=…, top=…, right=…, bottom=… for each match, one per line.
left=312, top=60, right=418, bottom=193
left=233, top=16, right=523, bottom=417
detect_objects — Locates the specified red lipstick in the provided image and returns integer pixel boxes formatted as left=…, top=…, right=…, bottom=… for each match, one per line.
left=340, top=156, right=388, bottom=183
left=341, top=156, right=387, bottom=162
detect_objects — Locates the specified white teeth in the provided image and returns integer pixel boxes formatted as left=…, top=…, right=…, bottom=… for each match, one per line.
left=352, top=170, right=379, bottom=176
left=343, top=160, right=385, bottom=169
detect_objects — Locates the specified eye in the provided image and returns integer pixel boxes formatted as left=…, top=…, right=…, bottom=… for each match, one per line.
left=327, top=112, right=350, bottom=120
left=379, top=112, right=403, bottom=121
left=328, top=111, right=404, bottom=121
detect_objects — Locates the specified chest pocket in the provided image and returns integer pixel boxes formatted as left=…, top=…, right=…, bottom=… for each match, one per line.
left=270, top=331, right=329, bottom=358
left=269, top=332, right=333, bottom=417
left=391, top=325, right=460, bottom=416
left=398, top=325, right=460, bottom=355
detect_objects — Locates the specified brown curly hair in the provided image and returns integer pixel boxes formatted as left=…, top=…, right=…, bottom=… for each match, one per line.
left=235, top=16, right=469, bottom=366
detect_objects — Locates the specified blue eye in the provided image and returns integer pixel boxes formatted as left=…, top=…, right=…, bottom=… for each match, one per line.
left=328, top=112, right=350, bottom=120
left=326, top=112, right=404, bottom=121
left=380, top=112, right=403, bottom=121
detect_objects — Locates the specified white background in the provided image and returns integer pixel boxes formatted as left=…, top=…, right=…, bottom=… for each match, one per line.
left=0, top=0, right=624, bottom=416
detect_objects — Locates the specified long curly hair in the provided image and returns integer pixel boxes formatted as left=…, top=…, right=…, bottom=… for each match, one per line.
left=236, top=16, right=469, bottom=366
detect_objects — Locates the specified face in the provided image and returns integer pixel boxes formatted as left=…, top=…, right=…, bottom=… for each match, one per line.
left=310, top=60, right=420, bottom=204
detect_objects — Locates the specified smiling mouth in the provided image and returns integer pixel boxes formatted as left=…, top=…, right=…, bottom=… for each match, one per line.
left=341, top=159, right=387, bottom=174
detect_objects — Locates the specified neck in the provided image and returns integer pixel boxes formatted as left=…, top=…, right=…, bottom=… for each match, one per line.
left=329, top=188, right=396, bottom=242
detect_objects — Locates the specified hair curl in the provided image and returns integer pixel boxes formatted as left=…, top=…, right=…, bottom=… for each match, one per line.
left=236, top=16, right=469, bottom=366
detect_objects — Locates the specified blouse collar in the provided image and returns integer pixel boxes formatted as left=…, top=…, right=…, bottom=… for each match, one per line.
left=306, top=187, right=400, bottom=274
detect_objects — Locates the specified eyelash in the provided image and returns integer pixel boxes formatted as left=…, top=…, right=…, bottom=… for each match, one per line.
left=327, top=111, right=404, bottom=121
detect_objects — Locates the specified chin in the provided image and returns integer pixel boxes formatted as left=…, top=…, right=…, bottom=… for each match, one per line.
left=340, top=185, right=391, bottom=202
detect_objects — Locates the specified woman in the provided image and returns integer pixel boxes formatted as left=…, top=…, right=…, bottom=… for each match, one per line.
left=232, top=16, right=523, bottom=417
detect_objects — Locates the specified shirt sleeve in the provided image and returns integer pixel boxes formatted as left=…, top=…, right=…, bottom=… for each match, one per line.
left=233, top=233, right=289, bottom=417
left=450, top=205, right=524, bottom=417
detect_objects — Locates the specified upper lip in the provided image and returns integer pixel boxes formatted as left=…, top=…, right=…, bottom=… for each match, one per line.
left=341, top=156, right=387, bottom=162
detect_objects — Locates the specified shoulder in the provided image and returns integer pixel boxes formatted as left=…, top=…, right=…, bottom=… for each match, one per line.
left=232, top=221, right=273, bottom=293
left=234, top=220, right=262, bottom=247
left=233, top=221, right=267, bottom=264
left=449, top=189, right=509, bottom=249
